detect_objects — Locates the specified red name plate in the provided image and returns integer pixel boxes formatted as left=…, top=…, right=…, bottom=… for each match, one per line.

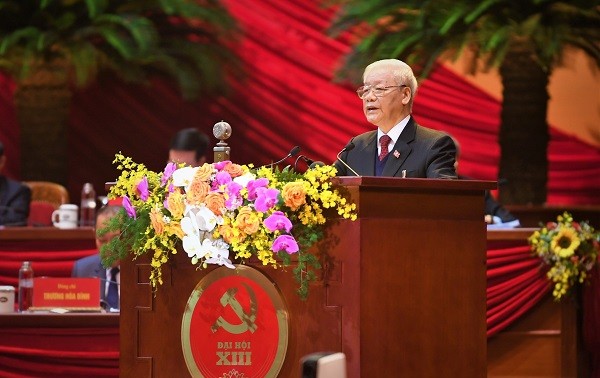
left=32, top=277, right=100, bottom=310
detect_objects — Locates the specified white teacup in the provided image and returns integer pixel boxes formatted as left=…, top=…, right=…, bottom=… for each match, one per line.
left=0, top=286, right=15, bottom=313
left=52, top=204, right=79, bottom=229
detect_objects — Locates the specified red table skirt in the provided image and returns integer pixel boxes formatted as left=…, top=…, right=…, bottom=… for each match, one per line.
left=0, top=328, right=118, bottom=378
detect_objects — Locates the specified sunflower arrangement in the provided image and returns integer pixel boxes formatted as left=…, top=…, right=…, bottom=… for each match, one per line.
left=529, top=212, right=600, bottom=301
left=101, top=153, right=357, bottom=298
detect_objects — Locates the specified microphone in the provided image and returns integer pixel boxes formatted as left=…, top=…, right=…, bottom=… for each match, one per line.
left=100, top=299, right=111, bottom=311
left=100, top=278, right=120, bottom=285
left=336, top=142, right=359, bottom=176
left=293, top=155, right=323, bottom=171
left=308, top=161, right=325, bottom=169
left=259, top=146, right=301, bottom=169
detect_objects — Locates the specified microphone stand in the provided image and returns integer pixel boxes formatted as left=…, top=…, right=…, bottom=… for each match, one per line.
left=258, top=146, right=301, bottom=170
left=293, top=155, right=314, bottom=171
left=336, top=144, right=359, bottom=176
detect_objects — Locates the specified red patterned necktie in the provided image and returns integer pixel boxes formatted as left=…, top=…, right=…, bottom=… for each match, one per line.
left=379, top=135, right=392, bottom=161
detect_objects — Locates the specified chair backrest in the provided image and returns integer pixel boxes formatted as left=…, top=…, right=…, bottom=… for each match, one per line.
left=27, top=201, right=57, bottom=227
left=23, top=181, right=69, bottom=209
left=301, top=352, right=347, bottom=378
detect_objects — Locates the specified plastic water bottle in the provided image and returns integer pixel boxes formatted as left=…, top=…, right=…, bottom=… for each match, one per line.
left=80, top=183, right=97, bottom=227
left=18, top=261, right=34, bottom=312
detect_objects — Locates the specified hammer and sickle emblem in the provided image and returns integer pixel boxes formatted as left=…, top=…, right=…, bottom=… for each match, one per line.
left=211, top=283, right=258, bottom=334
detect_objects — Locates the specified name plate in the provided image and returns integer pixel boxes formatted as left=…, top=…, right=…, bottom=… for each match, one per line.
left=31, top=277, right=101, bottom=311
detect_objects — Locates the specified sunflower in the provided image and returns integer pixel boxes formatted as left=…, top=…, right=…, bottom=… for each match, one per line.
left=550, top=228, right=581, bottom=258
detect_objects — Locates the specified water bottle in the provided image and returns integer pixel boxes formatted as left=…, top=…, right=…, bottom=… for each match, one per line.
left=18, top=261, right=34, bottom=312
left=80, top=182, right=97, bottom=227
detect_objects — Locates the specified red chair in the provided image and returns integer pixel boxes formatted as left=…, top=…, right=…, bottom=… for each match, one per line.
left=27, top=201, right=58, bottom=226
left=23, top=181, right=70, bottom=226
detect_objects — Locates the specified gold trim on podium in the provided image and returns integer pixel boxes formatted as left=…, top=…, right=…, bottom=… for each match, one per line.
left=181, top=265, right=289, bottom=378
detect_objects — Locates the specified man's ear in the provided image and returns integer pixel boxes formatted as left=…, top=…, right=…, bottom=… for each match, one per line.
left=401, top=86, right=411, bottom=106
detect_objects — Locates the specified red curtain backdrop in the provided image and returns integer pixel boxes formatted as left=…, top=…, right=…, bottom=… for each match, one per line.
left=0, top=0, right=598, bottom=206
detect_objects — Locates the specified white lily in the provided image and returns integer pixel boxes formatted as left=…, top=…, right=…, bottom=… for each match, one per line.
left=204, top=238, right=234, bottom=269
left=181, top=216, right=203, bottom=259
left=195, top=206, right=220, bottom=232
left=171, top=166, right=198, bottom=191
left=233, top=171, right=256, bottom=187
left=184, top=205, right=222, bottom=231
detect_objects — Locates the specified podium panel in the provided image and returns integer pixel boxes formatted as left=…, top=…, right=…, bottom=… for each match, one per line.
left=120, top=177, right=492, bottom=377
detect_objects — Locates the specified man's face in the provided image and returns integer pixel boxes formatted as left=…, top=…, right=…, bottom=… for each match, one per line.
left=168, top=149, right=205, bottom=167
left=362, top=70, right=411, bottom=131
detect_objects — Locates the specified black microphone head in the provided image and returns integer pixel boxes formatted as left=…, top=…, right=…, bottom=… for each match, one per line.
left=289, top=146, right=301, bottom=157
left=261, top=145, right=302, bottom=169
left=343, top=142, right=355, bottom=152
left=301, top=155, right=315, bottom=165
left=308, top=161, right=325, bottom=169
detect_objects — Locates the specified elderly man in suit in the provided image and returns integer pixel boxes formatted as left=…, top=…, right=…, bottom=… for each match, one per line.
left=334, top=59, right=457, bottom=178
left=0, top=141, right=31, bottom=226
left=72, top=205, right=121, bottom=310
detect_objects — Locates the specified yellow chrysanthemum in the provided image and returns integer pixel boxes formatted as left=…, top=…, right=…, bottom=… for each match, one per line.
left=550, top=228, right=580, bottom=258
left=529, top=211, right=600, bottom=302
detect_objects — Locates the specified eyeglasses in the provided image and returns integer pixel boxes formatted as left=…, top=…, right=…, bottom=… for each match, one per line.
left=356, top=85, right=407, bottom=99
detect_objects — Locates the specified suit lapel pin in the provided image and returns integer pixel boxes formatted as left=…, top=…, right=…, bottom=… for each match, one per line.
left=393, top=150, right=400, bottom=158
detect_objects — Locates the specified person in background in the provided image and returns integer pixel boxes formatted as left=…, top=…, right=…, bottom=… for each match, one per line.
left=453, top=137, right=520, bottom=228
left=168, top=128, right=210, bottom=167
left=72, top=205, right=122, bottom=310
left=0, top=140, right=31, bottom=226
left=334, top=59, right=457, bottom=178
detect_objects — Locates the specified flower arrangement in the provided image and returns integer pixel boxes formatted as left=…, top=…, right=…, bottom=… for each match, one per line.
left=100, top=153, right=357, bottom=299
left=529, top=212, right=600, bottom=301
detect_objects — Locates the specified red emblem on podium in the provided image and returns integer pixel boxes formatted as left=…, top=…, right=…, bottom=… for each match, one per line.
left=181, top=265, right=288, bottom=377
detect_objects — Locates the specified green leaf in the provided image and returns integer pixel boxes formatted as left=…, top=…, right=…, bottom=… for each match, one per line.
left=465, top=0, right=500, bottom=24
left=84, top=0, right=108, bottom=19
left=439, top=6, right=467, bottom=35
left=67, top=42, right=99, bottom=86
left=0, top=27, right=40, bottom=54
left=94, top=14, right=157, bottom=54
left=391, top=33, right=423, bottom=57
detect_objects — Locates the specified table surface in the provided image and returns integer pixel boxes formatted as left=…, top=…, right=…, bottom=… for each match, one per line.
left=486, top=227, right=537, bottom=240
left=0, top=312, right=119, bottom=327
left=0, top=227, right=95, bottom=241
left=0, top=226, right=535, bottom=240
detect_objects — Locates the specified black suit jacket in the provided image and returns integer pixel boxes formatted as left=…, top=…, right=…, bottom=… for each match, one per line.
left=334, top=117, right=457, bottom=178
left=0, top=176, right=31, bottom=226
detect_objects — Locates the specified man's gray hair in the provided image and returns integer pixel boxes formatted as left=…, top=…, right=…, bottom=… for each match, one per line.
left=363, top=59, right=418, bottom=111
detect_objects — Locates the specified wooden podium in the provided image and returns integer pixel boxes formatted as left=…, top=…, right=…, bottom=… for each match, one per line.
left=119, top=177, right=494, bottom=377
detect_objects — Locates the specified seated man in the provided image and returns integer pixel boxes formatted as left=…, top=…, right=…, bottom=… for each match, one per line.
left=0, top=141, right=31, bottom=226
left=72, top=205, right=121, bottom=310
left=168, top=128, right=210, bottom=167
left=483, top=190, right=520, bottom=228
left=453, top=137, right=519, bottom=228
